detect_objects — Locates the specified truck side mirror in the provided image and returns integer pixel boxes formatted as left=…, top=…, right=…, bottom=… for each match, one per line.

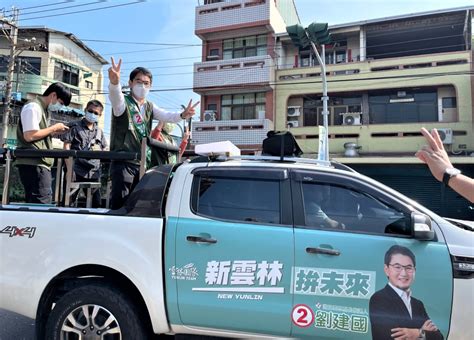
left=411, top=212, right=435, bottom=241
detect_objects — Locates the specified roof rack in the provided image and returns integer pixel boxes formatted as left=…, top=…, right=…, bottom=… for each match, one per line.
left=216, top=155, right=332, bottom=167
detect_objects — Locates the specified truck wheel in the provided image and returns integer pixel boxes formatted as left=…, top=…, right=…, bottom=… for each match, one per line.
left=45, top=283, right=148, bottom=340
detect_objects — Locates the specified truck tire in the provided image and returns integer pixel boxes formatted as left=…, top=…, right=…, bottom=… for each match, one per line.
left=45, top=283, right=148, bottom=340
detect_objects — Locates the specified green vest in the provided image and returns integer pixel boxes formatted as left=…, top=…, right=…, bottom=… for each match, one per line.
left=16, top=98, right=54, bottom=168
left=161, top=131, right=177, bottom=164
left=110, top=94, right=153, bottom=165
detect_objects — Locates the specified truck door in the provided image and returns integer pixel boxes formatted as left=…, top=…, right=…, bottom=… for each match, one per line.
left=289, top=170, right=452, bottom=339
left=173, top=167, right=294, bottom=337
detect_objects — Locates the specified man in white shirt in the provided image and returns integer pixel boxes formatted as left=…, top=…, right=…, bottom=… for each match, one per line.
left=16, top=82, right=70, bottom=204
left=107, top=57, right=198, bottom=209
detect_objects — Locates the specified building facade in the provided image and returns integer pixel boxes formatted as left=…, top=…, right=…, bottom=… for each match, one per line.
left=0, top=26, right=107, bottom=147
left=193, top=2, right=474, bottom=219
left=192, top=0, right=298, bottom=151
left=275, top=7, right=474, bottom=219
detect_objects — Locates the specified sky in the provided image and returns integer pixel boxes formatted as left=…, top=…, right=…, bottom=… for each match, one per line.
left=2, top=0, right=473, bottom=137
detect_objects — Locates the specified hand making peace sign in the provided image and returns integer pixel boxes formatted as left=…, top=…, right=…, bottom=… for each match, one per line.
left=181, top=99, right=200, bottom=120
left=108, top=57, right=122, bottom=85
left=415, top=127, right=453, bottom=182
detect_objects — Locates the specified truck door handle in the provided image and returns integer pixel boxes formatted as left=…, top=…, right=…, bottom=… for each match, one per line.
left=306, top=247, right=340, bottom=256
left=186, top=235, right=217, bottom=244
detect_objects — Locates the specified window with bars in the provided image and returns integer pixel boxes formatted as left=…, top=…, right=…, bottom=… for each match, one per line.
left=54, top=61, right=79, bottom=86
left=223, top=35, right=267, bottom=60
left=221, top=92, right=266, bottom=120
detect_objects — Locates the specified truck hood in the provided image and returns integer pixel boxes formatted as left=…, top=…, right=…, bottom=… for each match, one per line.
left=436, top=217, right=474, bottom=258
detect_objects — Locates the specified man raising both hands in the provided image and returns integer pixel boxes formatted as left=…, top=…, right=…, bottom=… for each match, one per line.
left=108, top=57, right=199, bottom=209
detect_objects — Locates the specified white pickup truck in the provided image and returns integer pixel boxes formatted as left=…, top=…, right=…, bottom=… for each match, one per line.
left=1, top=149, right=473, bottom=339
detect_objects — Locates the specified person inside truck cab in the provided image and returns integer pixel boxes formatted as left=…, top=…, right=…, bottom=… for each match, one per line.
left=107, top=57, right=199, bottom=209
left=303, top=184, right=345, bottom=229
left=16, top=82, right=71, bottom=204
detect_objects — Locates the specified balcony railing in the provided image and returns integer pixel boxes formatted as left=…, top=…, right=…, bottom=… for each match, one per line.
left=277, top=50, right=471, bottom=80
left=194, top=55, right=273, bottom=90
left=191, top=118, right=273, bottom=146
left=195, top=0, right=273, bottom=36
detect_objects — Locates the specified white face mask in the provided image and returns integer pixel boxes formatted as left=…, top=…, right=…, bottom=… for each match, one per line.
left=132, top=83, right=150, bottom=99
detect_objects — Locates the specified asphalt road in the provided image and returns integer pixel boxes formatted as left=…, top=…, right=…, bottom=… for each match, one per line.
left=0, top=309, right=35, bottom=340
left=0, top=309, right=179, bottom=339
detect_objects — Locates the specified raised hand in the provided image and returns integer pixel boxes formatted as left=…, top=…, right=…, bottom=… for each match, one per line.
left=415, top=128, right=453, bottom=181
left=184, top=126, right=191, bottom=140
left=181, top=99, right=200, bottom=120
left=108, top=57, right=122, bottom=85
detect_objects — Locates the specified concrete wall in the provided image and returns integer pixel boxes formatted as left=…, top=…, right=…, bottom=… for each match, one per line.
left=275, top=50, right=474, bottom=155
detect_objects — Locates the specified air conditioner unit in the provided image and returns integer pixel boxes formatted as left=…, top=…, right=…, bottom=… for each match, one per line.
left=287, top=106, right=301, bottom=117
left=203, top=110, right=216, bottom=121
left=288, top=120, right=299, bottom=128
left=341, top=112, right=362, bottom=126
left=437, top=128, right=453, bottom=144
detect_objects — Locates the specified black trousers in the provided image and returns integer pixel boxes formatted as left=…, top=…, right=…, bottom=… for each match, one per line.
left=109, top=161, right=139, bottom=210
left=17, top=164, right=52, bottom=204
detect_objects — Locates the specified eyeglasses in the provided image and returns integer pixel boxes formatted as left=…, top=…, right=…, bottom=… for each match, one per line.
left=134, top=79, right=151, bottom=88
left=389, top=263, right=415, bottom=273
left=86, top=109, right=101, bottom=116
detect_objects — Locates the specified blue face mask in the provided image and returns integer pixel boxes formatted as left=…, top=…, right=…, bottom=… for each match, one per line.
left=48, top=102, right=63, bottom=113
left=84, top=111, right=98, bottom=123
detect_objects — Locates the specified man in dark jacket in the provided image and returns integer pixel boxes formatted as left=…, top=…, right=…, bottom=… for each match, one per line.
left=369, top=245, right=443, bottom=340
left=61, top=100, right=107, bottom=208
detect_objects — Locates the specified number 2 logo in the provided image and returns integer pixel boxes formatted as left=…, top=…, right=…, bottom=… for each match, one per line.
left=291, top=304, right=314, bottom=328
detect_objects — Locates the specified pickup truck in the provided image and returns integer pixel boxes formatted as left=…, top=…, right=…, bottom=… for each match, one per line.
left=1, top=146, right=473, bottom=339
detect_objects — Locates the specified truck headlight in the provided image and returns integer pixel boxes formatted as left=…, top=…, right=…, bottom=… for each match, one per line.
left=451, top=255, right=474, bottom=279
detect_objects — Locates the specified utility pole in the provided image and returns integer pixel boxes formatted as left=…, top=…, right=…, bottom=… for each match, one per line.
left=15, top=57, right=22, bottom=93
left=1, top=7, right=19, bottom=147
left=287, top=23, right=331, bottom=161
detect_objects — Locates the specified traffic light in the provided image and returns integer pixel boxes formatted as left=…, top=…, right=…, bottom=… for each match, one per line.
left=286, top=24, right=310, bottom=49
left=307, top=22, right=331, bottom=45
left=286, top=22, right=331, bottom=48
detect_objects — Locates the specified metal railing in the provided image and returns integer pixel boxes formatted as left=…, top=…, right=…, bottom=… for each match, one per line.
left=0, top=137, right=180, bottom=207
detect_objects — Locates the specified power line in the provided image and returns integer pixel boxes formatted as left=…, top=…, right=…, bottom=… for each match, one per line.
left=20, top=1, right=145, bottom=21
left=78, top=38, right=201, bottom=47
left=1, top=1, right=71, bottom=13
left=19, top=1, right=104, bottom=17
left=9, top=66, right=474, bottom=95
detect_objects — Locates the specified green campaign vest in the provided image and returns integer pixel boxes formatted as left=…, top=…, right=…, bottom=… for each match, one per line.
left=110, top=94, right=153, bottom=166
left=16, top=98, right=54, bottom=168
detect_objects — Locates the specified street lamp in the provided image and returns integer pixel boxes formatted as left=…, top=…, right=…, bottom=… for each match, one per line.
left=286, top=23, right=331, bottom=161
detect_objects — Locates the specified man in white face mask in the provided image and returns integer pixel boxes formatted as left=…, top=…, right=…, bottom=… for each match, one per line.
left=16, top=82, right=71, bottom=204
left=107, top=57, right=199, bottom=209
left=61, top=100, right=108, bottom=208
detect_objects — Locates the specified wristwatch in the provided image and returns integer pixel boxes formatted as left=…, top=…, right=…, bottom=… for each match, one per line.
left=442, top=168, right=461, bottom=186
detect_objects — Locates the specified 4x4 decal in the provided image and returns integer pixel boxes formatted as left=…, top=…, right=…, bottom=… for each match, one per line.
left=1, top=226, right=36, bottom=238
